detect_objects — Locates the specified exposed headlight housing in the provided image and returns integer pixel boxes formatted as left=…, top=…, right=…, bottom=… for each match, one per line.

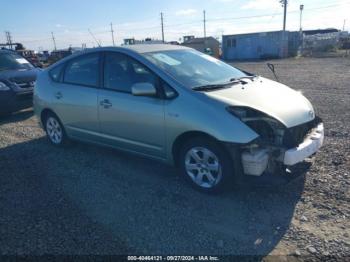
left=226, top=106, right=247, bottom=119
left=227, top=106, right=286, bottom=146
left=0, top=81, right=10, bottom=91
left=226, top=106, right=265, bottom=120
left=226, top=106, right=283, bottom=126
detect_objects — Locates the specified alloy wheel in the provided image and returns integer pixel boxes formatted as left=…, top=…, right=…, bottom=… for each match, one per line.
left=46, top=117, right=63, bottom=144
left=184, top=147, right=222, bottom=188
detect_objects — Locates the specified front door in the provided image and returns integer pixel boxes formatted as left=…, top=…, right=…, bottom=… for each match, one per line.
left=98, top=52, right=165, bottom=158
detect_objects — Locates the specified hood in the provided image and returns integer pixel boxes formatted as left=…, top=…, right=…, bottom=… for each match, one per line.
left=205, top=77, right=315, bottom=128
left=0, top=68, right=39, bottom=83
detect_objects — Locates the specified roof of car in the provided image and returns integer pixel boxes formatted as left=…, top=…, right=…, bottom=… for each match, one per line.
left=85, top=44, right=189, bottom=55
left=46, top=44, right=191, bottom=70
left=0, top=48, right=17, bottom=54
left=124, top=44, right=189, bottom=53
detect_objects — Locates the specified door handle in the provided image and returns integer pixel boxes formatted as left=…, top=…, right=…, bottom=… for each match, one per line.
left=55, top=92, right=62, bottom=99
left=100, top=99, right=112, bottom=109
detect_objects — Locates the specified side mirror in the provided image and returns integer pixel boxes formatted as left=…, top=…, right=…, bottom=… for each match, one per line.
left=131, top=83, right=157, bottom=97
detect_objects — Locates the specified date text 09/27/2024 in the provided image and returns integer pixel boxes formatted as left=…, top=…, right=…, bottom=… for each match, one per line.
left=127, top=256, right=220, bottom=261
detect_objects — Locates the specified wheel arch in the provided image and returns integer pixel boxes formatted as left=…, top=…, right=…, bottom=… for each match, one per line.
left=171, top=131, right=231, bottom=166
left=40, top=108, right=60, bottom=129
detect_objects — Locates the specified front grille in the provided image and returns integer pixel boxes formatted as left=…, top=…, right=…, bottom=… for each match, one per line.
left=10, top=78, right=35, bottom=89
left=16, top=82, right=35, bottom=88
left=283, top=116, right=322, bottom=148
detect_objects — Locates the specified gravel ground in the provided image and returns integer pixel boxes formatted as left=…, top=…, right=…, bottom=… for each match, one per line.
left=0, top=57, right=349, bottom=260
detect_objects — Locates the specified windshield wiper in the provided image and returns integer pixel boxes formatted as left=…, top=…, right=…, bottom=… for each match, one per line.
left=230, top=75, right=257, bottom=82
left=192, top=81, right=240, bottom=91
left=192, top=76, right=257, bottom=91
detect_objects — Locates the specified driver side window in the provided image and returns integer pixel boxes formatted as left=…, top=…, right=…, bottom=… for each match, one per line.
left=103, top=52, right=158, bottom=93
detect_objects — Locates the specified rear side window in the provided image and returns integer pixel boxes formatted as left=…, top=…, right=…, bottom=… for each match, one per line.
left=64, top=53, right=99, bottom=87
left=49, top=63, right=64, bottom=82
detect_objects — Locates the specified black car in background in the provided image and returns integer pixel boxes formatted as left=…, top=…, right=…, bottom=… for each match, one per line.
left=0, top=49, right=39, bottom=115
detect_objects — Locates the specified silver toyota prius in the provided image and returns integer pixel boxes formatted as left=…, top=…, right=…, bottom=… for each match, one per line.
left=34, top=45, right=324, bottom=192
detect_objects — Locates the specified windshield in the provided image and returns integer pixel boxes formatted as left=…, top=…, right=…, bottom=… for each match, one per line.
left=143, top=49, right=247, bottom=89
left=0, top=52, right=34, bottom=71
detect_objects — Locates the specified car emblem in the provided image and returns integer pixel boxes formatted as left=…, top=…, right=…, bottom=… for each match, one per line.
left=309, top=110, right=314, bottom=119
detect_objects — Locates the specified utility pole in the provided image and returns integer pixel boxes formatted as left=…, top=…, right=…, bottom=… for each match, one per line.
left=280, top=0, right=288, bottom=58
left=203, top=10, right=207, bottom=38
left=299, top=4, right=304, bottom=56
left=5, top=31, right=13, bottom=50
left=110, top=22, right=115, bottom=46
left=299, top=4, right=304, bottom=33
left=280, top=0, right=288, bottom=32
left=160, top=12, right=165, bottom=43
left=51, top=32, right=57, bottom=51
left=343, top=19, right=346, bottom=31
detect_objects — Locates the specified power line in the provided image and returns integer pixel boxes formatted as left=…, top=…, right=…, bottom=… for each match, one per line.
left=169, top=1, right=350, bottom=27
left=49, top=2, right=349, bottom=44
left=88, top=29, right=101, bottom=47
left=207, top=2, right=350, bottom=23
left=20, top=1, right=350, bottom=38
left=293, top=1, right=350, bottom=13
left=7, top=0, right=350, bottom=50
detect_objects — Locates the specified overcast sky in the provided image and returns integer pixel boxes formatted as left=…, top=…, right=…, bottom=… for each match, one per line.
left=1, top=0, right=349, bottom=51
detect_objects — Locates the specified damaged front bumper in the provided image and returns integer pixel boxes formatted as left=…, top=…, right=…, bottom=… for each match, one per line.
left=239, top=122, right=324, bottom=177
left=283, top=123, right=324, bottom=166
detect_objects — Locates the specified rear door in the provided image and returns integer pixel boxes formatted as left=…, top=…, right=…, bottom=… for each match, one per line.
left=51, top=53, right=100, bottom=140
left=97, top=52, right=166, bottom=158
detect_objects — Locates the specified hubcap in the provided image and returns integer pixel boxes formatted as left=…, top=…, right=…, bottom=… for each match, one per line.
left=185, top=147, right=222, bottom=188
left=46, top=117, right=63, bottom=144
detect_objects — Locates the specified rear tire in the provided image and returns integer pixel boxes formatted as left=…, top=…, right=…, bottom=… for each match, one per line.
left=178, top=136, right=235, bottom=193
left=43, top=112, right=69, bottom=147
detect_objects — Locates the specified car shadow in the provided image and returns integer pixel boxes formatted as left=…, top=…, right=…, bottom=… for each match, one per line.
left=0, top=109, right=34, bottom=124
left=0, top=137, right=308, bottom=257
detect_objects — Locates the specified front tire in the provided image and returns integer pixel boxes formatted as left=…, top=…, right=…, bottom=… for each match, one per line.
left=44, top=113, right=68, bottom=146
left=178, top=136, right=234, bottom=193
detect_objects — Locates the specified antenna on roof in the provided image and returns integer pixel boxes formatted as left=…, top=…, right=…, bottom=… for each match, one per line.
left=88, top=29, right=101, bottom=47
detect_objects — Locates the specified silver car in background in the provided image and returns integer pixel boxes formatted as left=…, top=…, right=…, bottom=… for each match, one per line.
left=34, top=45, right=324, bottom=192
